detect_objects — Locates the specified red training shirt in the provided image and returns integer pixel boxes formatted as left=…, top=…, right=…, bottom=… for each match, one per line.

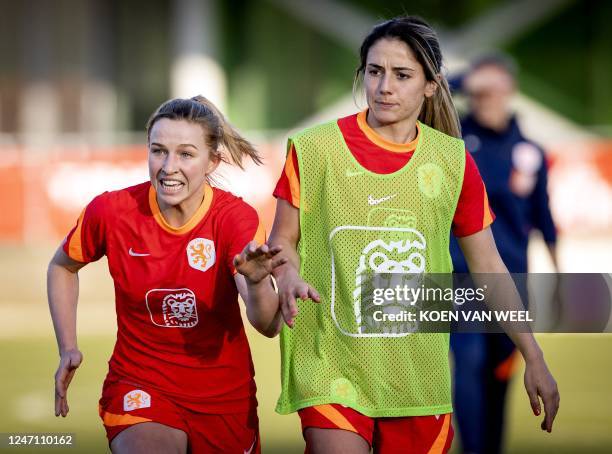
left=63, top=182, right=264, bottom=413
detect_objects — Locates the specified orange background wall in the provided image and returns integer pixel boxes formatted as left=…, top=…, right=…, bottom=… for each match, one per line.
left=0, top=141, right=610, bottom=243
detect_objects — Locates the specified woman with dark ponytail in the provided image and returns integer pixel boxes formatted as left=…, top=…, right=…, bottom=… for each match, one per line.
left=48, top=96, right=284, bottom=453
left=267, top=16, right=559, bottom=453
left=353, top=16, right=461, bottom=139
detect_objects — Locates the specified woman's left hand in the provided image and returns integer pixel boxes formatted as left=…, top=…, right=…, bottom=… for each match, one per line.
left=523, top=355, right=560, bottom=432
left=234, top=241, right=286, bottom=284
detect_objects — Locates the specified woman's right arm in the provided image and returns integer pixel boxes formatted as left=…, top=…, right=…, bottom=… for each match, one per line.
left=47, top=247, right=86, bottom=417
left=268, top=199, right=320, bottom=327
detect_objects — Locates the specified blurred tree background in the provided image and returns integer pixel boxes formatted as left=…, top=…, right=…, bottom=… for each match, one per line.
left=0, top=0, right=610, bottom=136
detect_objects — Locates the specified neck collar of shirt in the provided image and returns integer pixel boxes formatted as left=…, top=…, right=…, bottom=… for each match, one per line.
left=148, top=184, right=214, bottom=235
left=356, top=109, right=420, bottom=153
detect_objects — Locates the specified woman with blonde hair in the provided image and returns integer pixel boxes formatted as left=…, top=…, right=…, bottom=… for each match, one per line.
left=48, top=96, right=285, bottom=453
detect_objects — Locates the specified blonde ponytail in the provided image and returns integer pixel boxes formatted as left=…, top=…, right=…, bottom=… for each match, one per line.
left=146, top=95, right=262, bottom=172
left=190, top=95, right=262, bottom=168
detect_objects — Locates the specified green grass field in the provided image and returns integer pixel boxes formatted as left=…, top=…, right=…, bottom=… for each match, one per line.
left=1, top=246, right=611, bottom=453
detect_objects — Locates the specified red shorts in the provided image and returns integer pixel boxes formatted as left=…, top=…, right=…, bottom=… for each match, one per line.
left=99, top=381, right=260, bottom=453
left=298, top=404, right=453, bottom=454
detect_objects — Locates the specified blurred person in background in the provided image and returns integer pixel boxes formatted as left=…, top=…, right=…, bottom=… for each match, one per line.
left=47, top=96, right=287, bottom=453
left=450, top=54, right=559, bottom=454
left=268, top=17, right=559, bottom=454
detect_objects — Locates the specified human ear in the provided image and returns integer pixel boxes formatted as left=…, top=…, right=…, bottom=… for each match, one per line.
left=206, top=152, right=222, bottom=175
left=424, top=75, right=440, bottom=98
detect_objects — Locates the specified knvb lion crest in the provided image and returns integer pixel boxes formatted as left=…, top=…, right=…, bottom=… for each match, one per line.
left=417, top=163, right=444, bottom=199
left=187, top=238, right=215, bottom=272
left=123, top=389, right=151, bottom=411
left=146, top=288, right=199, bottom=328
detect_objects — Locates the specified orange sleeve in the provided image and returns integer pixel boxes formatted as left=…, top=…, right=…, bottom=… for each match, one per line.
left=62, top=193, right=108, bottom=263
left=452, top=151, right=495, bottom=237
left=66, top=208, right=86, bottom=262
left=272, top=143, right=300, bottom=208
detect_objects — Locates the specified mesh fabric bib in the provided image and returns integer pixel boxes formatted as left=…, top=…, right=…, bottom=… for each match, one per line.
left=276, top=120, right=465, bottom=417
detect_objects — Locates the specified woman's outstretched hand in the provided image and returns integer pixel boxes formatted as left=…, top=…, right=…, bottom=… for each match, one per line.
left=234, top=241, right=287, bottom=284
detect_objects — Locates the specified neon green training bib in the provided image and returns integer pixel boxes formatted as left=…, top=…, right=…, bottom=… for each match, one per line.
left=276, top=120, right=465, bottom=417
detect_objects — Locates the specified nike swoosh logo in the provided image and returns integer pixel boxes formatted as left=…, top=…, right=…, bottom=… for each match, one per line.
left=129, top=248, right=150, bottom=257
left=368, top=194, right=397, bottom=205
left=244, top=436, right=257, bottom=454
